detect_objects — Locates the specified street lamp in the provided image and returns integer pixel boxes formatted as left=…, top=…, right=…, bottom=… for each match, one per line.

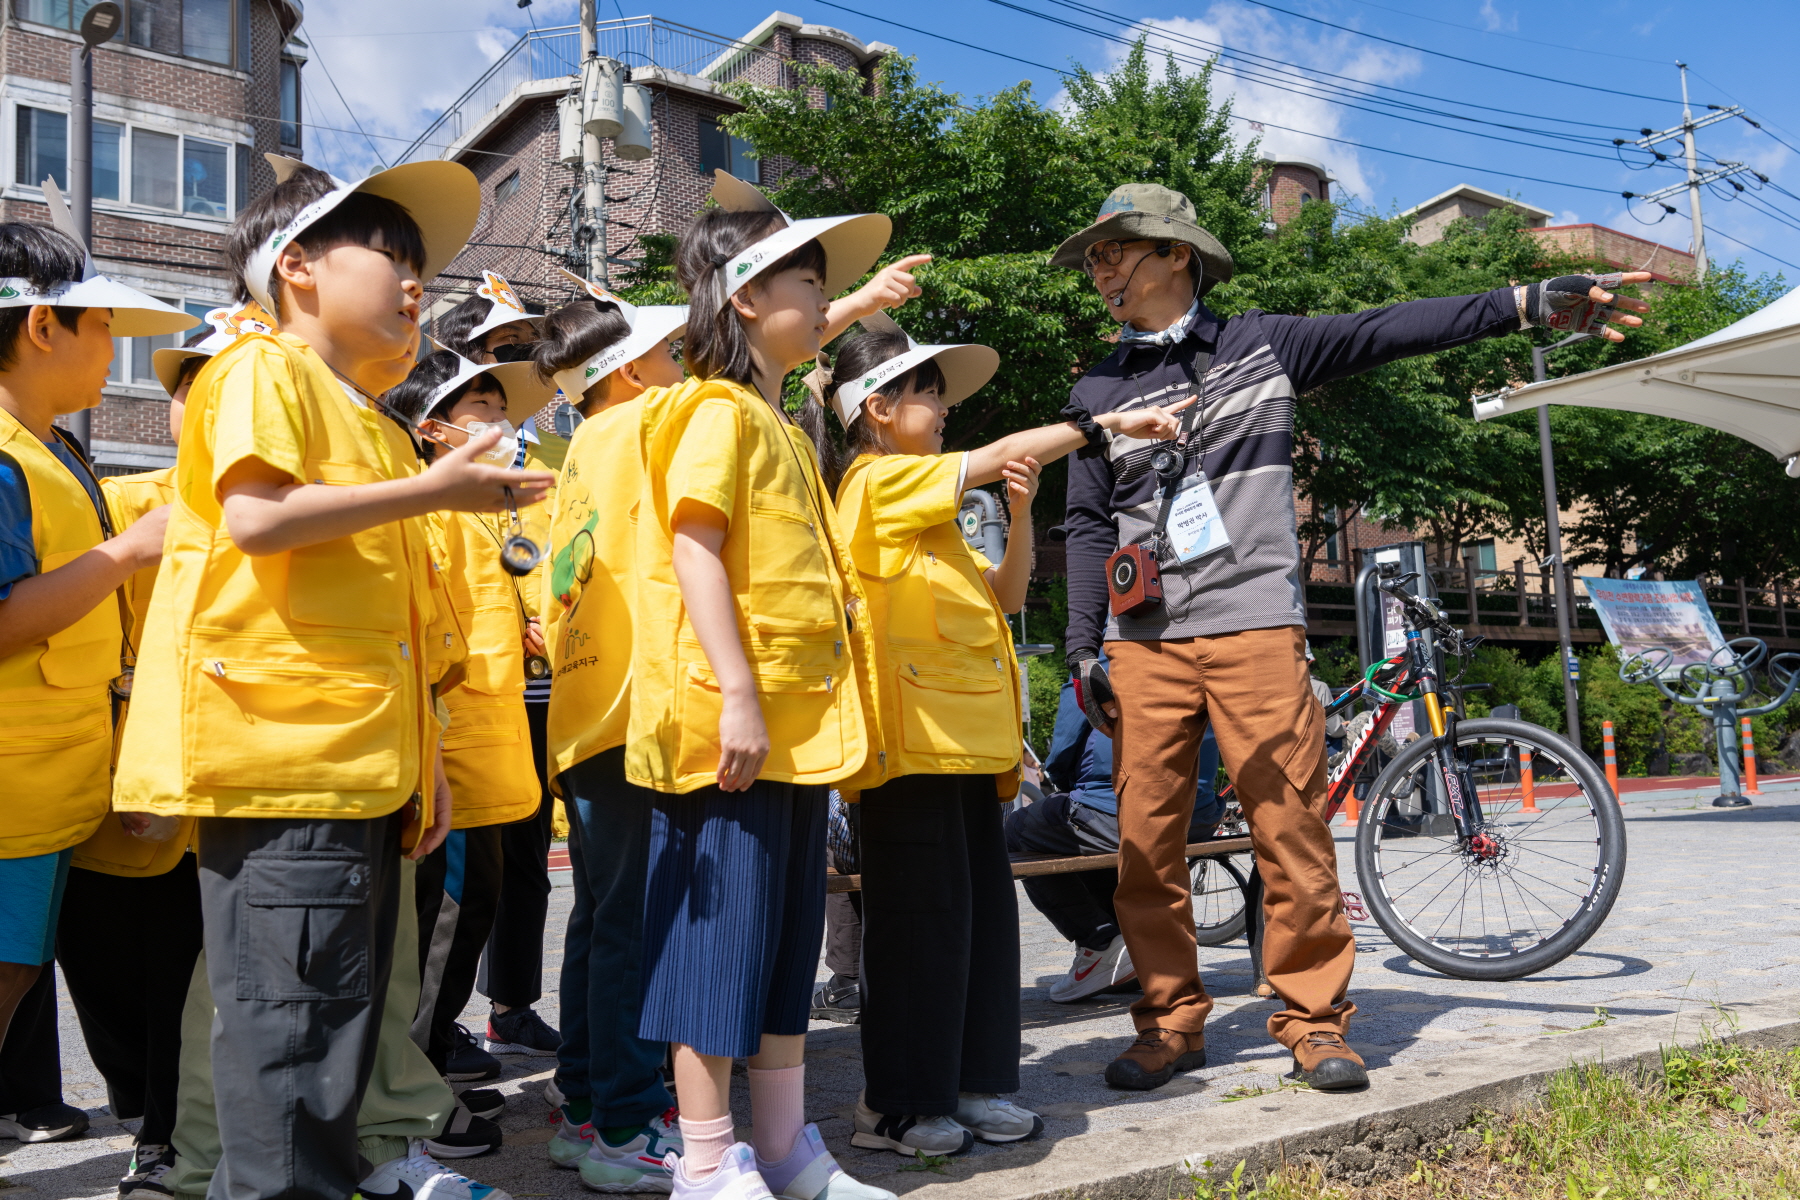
left=66, top=1, right=121, bottom=456
left=1531, top=330, right=1593, bottom=748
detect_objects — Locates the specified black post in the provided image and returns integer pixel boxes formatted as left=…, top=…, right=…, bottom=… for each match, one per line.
left=1531, top=333, right=1592, bottom=746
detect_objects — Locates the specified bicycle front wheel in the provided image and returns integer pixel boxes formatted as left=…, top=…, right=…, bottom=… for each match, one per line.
left=1353, top=718, right=1627, bottom=980
left=1189, top=852, right=1250, bottom=945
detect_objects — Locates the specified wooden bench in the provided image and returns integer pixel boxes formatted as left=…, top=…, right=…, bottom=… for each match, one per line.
left=825, top=835, right=1255, bottom=894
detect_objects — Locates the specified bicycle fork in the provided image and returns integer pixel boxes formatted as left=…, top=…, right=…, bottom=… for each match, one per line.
left=1410, top=632, right=1490, bottom=851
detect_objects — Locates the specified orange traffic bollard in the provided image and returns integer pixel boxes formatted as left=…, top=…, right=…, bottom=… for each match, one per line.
left=1340, top=791, right=1360, bottom=824
left=1519, top=745, right=1539, bottom=813
left=1743, top=716, right=1762, bottom=795
left=1603, top=720, right=1621, bottom=805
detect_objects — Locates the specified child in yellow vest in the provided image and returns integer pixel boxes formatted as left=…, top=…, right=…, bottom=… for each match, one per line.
left=627, top=172, right=922, bottom=1200
left=800, top=313, right=1192, bottom=1155
left=532, top=274, right=689, bottom=1190
left=111, top=157, right=553, bottom=1200
left=0, top=218, right=194, bottom=1067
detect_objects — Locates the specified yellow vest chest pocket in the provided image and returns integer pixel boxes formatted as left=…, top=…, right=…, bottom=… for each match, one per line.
left=37, top=548, right=124, bottom=688
left=184, top=656, right=402, bottom=793
left=287, top=462, right=408, bottom=631
left=896, top=661, right=1016, bottom=761
left=920, top=541, right=1004, bottom=652
left=460, top=581, right=526, bottom=696
left=747, top=489, right=839, bottom=637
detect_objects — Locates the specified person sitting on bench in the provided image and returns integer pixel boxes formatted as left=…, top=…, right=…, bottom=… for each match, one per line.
left=1006, top=663, right=1223, bottom=1003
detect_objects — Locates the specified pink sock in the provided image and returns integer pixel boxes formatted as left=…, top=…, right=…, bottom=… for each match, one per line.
left=677, top=1113, right=735, bottom=1179
left=748, top=1064, right=806, bottom=1162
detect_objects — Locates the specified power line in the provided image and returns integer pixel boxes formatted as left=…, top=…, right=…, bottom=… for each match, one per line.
left=1331, top=0, right=1665, bottom=66
left=1705, top=224, right=1800, bottom=273
left=303, top=28, right=387, bottom=168
left=810, top=0, right=1072, bottom=76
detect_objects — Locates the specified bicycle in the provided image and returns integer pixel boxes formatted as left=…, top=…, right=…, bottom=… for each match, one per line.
left=1202, top=562, right=1627, bottom=981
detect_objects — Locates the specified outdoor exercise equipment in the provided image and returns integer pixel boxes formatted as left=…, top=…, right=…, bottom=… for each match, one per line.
left=1619, top=637, right=1800, bottom=808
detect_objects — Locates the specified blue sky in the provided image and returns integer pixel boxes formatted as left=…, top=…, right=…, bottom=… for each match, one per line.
left=298, top=0, right=1800, bottom=286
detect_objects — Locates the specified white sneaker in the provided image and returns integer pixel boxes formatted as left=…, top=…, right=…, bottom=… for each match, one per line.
left=953, top=1094, right=1043, bottom=1144
left=581, top=1108, right=683, bottom=1193
left=547, top=1115, right=594, bottom=1169
left=1047, top=935, right=1134, bottom=1003
left=355, top=1143, right=512, bottom=1200
left=850, top=1096, right=973, bottom=1157
left=545, top=1078, right=568, bottom=1111
left=666, top=1142, right=773, bottom=1199
left=755, top=1123, right=895, bottom=1200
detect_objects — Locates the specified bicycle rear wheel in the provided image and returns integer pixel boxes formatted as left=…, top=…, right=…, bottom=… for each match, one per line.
left=1353, top=718, right=1626, bottom=980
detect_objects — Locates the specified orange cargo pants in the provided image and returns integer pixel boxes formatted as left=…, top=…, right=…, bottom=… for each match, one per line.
left=1107, top=625, right=1356, bottom=1049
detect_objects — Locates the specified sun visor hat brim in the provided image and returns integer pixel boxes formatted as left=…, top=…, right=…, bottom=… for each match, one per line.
left=0, top=275, right=199, bottom=338
left=244, top=161, right=481, bottom=313
left=422, top=357, right=557, bottom=428
left=152, top=329, right=235, bottom=397
left=552, top=305, right=688, bottom=401
left=830, top=341, right=999, bottom=428
left=722, top=213, right=892, bottom=300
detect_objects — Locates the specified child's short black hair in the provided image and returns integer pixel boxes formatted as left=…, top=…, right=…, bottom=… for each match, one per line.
left=531, top=298, right=632, bottom=412
left=227, top=163, right=427, bottom=316
left=0, top=223, right=89, bottom=371
left=385, top=348, right=503, bottom=431
left=434, top=292, right=546, bottom=360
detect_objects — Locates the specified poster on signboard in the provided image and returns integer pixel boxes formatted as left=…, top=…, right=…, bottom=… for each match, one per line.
left=1579, top=578, right=1725, bottom=674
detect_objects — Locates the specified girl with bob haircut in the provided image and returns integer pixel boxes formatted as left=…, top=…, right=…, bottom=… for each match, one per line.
left=803, top=314, right=1192, bottom=1156
left=625, top=172, right=913, bottom=1200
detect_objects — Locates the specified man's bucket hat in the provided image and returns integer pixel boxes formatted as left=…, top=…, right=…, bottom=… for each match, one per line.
left=1049, top=183, right=1233, bottom=296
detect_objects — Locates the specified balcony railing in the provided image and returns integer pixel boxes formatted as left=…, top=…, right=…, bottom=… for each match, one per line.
left=396, top=16, right=781, bottom=165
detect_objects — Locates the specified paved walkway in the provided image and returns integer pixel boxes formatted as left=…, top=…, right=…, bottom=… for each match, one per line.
left=9, top=781, right=1799, bottom=1197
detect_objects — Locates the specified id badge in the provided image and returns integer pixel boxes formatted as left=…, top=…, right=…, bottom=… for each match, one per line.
left=1166, top=473, right=1231, bottom=563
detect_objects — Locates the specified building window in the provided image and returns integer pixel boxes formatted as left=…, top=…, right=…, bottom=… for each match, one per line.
left=112, top=297, right=218, bottom=387
left=493, top=169, right=520, bottom=206
left=182, top=135, right=228, bottom=216
left=279, top=58, right=302, bottom=148
left=697, top=115, right=756, bottom=182
left=16, top=106, right=66, bottom=191
left=94, top=120, right=123, bottom=200
left=132, top=128, right=180, bottom=210
left=19, top=106, right=237, bottom=218
left=20, top=0, right=251, bottom=70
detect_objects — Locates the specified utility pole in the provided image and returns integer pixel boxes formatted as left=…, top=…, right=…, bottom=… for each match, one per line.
left=1679, top=63, right=1707, bottom=280
left=578, top=0, right=607, bottom=286
left=1532, top=333, right=1592, bottom=749
left=65, top=3, right=121, bottom=454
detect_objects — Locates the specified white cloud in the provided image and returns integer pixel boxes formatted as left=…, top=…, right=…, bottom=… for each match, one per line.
left=1106, top=2, right=1422, bottom=204
left=1556, top=209, right=1581, bottom=226
left=1478, top=1, right=1517, bottom=34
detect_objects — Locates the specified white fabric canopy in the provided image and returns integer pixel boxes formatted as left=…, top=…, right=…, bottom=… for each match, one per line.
left=1474, top=285, right=1800, bottom=469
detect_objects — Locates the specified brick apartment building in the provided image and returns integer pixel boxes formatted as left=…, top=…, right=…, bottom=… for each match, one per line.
left=397, top=10, right=893, bottom=319
left=5, top=0, right=304, bottom=474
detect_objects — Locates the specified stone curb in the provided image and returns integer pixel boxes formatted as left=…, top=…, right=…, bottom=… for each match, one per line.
left=892, top=989, right=1800, bottom=1198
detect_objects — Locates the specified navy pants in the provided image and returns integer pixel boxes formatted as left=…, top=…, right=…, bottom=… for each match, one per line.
left=556, top=748, right=672, bottom=1126
left=480, top=701, right=555, bottom=1009
left=413, top=827, right=504, bottom=1074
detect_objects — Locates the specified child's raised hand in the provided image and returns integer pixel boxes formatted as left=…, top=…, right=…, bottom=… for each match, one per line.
left=423, top=428, right=554, bottom=513
left=1002, top=457, right=1041, bottom=516
left=716, top=692, right=770, bottom=792
left=857, top=254, right=931, bottom=314
left=1100, top=394, right=1196, bottom=442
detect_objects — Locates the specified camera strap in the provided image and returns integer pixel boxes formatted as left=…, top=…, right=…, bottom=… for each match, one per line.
left=1141, top=355, right=1207, bottom=560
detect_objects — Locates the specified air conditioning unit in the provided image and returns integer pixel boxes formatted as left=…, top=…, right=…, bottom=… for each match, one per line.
left=556, top=92, right=583, bottom=164
left=616, top=84, right=652, bottom=161
left=580, top=56, right=625, bottom=139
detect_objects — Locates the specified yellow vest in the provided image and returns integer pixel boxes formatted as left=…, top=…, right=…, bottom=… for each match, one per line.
left=519, top=426, right=569, bottom=623
left=543, top=395, right=649, bottom=780
left=835, top=453, right=1021, bottom=793
left=74, top=468, right=194, bottom=876
left=113, top=332, right=441, bottom=823
left=626, top=378, right=881, bottom=794
left=433, top=509, right=538, bottom=829
left=0, top=411, right=120, bottom=857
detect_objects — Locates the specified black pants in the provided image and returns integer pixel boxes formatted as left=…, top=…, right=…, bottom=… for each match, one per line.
left=196, top=812, right=403, bottom=1200
left=858, top=773, right=1019, bottom=1115
left=413, top=827, right=505, bottom=1074
left=0, top=964, right=60, bottom=1115
left=823, top=892, right=863, bottom=979
left=56, top=855, right=204, bottom=1145
left=1004, top=794, right=1123, bottom=952
left=480, top=702, right=554, bottom=1009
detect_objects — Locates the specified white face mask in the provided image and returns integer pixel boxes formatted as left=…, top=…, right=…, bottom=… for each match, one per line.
left=461, top=419, right=518, bottom=466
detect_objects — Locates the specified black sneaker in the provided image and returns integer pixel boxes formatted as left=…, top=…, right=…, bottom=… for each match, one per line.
left=0, top=1101, right=88, bottom=1142
left=119, top=1142, right=175, bottom=1197
left=446, top=1023, right=502, bottom=1081
left=425, top=1104, right=503, bottom=1159
left=459, top=1088, right=505, bottom=1121
left=810, top=973, right=862, bottom=1024
left=484, top=1007, right=559, bottom=1057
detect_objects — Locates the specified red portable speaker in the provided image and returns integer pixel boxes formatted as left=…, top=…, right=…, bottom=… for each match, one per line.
left=1107, top=542, right=1163, bottom=617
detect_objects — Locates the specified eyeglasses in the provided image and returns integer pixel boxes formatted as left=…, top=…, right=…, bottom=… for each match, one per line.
left=1082, top=239, right=1170, bottom=277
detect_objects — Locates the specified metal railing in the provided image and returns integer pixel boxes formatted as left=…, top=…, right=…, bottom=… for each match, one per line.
left=397, top=16, right=781, bottom=165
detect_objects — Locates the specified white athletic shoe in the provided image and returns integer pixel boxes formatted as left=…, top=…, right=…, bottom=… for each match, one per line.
left=666, top=1142, right=773, bottom=1199
left=953, top=1094, right=1044, bottom=1144
left=1047, top=935, right=1135, bottom=1003
left=581, top=1108, right=683, bottom=1193
left=756, top=1123, right=896, bottom=1200
left=547, top=1115, right=595, bottom=1169
left=850, top=1096, right=973, bottom=1157
left=355, top=1143, right=512, bottom=1200
left=545, top=1078, right=568, bottom=1111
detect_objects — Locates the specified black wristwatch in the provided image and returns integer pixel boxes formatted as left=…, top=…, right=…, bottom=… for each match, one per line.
left=1061, top=405, right=1111, bottom=458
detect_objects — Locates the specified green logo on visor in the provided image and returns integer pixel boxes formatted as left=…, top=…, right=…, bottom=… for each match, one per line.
left=863, top=376, right=876, bottom=387
left=735, top=262, right=751, bottom=276
left=585, top=366, right=599, bottom=379
left=0, top=286, right=17, bottom=299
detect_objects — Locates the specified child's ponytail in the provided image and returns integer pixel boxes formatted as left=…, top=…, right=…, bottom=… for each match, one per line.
left=797, top=352, right=847, bottom=494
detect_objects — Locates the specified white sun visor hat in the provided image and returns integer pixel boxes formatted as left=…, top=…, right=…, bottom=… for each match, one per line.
left=417, top=352, right=557, bottom=429
left=708, top=170, right=891, bottom=300
left=151, top=302, right=277, bottom=397
left=467, top=271, right=546, bottom=343
left=550, top=267, right=687, bottom=399
left=830, top=310, right=999, bottom=429
left=244, top=154, right=481, bottom=315
left=0, top=180, right=199, bottom=338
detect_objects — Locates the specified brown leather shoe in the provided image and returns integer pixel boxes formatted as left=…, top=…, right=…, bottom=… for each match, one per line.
left=1290, top=1031, right=1367, bottom=1091
left=1104, top=1027, right=1206, bottom=1090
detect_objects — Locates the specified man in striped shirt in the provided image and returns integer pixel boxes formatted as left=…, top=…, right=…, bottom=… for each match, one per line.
left=1054, top=183, right=1650, bottom=1093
